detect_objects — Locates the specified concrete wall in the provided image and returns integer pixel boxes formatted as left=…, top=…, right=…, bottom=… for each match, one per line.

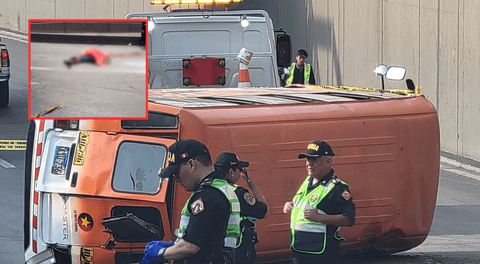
left=239, top=0, right=480, bottom=161
left=0, top=0, right=479, bottom=161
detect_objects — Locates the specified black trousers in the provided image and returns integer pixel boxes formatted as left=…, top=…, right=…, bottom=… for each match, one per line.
left=292, top=251, right=339, bottom=264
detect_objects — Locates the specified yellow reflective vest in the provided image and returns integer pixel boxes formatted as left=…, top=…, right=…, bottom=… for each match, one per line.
left=176, top=178, right=241, bottom=248
left=286, top=63, right=311, bottom=85
left=290, top=176, right=349, bottom=254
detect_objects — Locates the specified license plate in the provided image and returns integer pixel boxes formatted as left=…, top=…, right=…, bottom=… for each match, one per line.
left=52, top=146, right=70, bottom=175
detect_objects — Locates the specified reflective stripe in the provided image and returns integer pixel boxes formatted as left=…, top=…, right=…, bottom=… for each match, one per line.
left=295, top=223, right=326, bottom=233
left=179, top=215, right=189, bottom=226
left=224, top=237, right=237, bottom=248
left=232, top=202, right=241, bottom=212
left=304, top=64, right=311, bottom=84
left=293, top=199, right=315, bottom=210
left=229, top=214, right=240, bottom=226
left=177, top=178, right=241, bottom=248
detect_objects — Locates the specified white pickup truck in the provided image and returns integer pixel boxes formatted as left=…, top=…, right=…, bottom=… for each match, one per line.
left=126, top=8, right=291, bottom=89
left=0, top=38, right=10, bottom=107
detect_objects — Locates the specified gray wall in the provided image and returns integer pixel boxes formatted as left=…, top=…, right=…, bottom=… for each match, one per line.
left=0, top=0, right=478, bottom=161
left=240, top=0, right=479, bottom=161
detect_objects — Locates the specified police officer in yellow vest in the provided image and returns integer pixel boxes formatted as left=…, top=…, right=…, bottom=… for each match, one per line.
left=283, top=140, right=355, bottom=264
left=140, top=139, right=240, bottom=264
left=285, top=49, right=316, bottom=86
left=214, top=151, right=269, bottom=264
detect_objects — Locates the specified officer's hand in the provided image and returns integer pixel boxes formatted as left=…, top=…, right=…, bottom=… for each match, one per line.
left=304, top=209, right=322, bottom=222
left=283, top=202, right=293, bottom=214
left=242, top=169, right=251, bottom=183
left=139, top=241, right=174, bottom=264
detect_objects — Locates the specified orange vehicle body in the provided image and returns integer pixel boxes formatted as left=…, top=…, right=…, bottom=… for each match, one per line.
left=24, top=86, right=440, bottom=264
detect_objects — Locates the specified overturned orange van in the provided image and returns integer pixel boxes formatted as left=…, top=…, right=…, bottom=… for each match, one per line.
left=24, top=85, right=440, bottom=264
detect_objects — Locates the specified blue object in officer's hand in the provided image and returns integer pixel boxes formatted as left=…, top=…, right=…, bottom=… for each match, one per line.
left=139, top=241, right=174, bottom=264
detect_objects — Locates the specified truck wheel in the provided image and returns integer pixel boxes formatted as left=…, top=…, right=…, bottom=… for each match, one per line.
left=0, top=81, right=9, bottom=107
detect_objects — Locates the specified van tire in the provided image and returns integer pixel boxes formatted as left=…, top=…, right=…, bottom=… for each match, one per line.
left=0, top=81, right=8, bottom=107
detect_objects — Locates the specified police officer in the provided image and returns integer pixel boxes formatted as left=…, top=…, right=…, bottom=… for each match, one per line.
left=140, top=139, right=240, bottom=264
left=283, top=140, right=355, bottom=264
left=214, top=152, right=269, bottom=264
left=285, top=49, right=316, bottom=86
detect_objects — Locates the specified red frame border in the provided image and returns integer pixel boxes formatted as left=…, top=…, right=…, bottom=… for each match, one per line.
left=28, top=19, right=149, bottom=120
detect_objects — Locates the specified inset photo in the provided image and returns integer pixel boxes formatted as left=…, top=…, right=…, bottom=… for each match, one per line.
left=29, top=19, right=147, bottom=119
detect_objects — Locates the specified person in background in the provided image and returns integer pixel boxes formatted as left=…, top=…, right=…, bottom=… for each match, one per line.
left=283, top=140, right=355, bottom=264
left=139, top=22, right=146, bottom=47
left=140, top=139, right=240, bottom=264
left=285, top=49, right=316, bottom=86
left=63, top=47, right=111, bottom=68
left=214, top=151, right=269, bottom=264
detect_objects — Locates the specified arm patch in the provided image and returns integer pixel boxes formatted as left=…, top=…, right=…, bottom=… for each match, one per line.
left=243, top=192, right=256, bottom=205
left=341, top=189, right=351, bottom=201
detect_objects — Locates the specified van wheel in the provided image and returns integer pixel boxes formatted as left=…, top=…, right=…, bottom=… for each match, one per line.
left=0, top=82, right=9, bottom=107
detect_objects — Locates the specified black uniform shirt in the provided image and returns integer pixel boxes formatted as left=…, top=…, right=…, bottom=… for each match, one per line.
left=307, top=169, right=355, bottom=224
left=182, top=170, right=232, bottom=264
left=235, top=186, right=267, bottom=226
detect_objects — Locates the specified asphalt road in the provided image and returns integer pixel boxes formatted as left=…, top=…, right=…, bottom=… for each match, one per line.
left=30, top=42, right=147, bottom=118
left=2, top=30, right=480, bottom=264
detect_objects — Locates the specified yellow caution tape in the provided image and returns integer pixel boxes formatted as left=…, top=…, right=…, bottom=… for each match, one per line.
left=0, top=140, right=27, bottom=150
left=310, top=85, right=422, bottom=96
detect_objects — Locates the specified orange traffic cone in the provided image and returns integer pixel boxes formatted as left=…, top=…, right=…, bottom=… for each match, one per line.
left=237, top=48, right=253, bottom=88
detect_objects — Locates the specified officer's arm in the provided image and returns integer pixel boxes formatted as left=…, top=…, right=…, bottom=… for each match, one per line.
left=304, top=210, right=353, bottom=226
left=162, top=239, right=200, bottom=261
left=242, top=170, right=269, bottom=218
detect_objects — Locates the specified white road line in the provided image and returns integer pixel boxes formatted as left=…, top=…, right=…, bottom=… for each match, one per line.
left=0, top=31, right=28, bottom=43
left=408, top=234, right=480, bottom=252
left=440, top=165, right=480, bottom=182
left=441, top=156, right=480, bottom=173
left=440, top=156, right=480, bottom=182
left=0, top=157, right=15, bottom=169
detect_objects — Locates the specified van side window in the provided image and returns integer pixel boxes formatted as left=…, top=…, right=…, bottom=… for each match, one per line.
left=112, top=142, right=166, bottom=194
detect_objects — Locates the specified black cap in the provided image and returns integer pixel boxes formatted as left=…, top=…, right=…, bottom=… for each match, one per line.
left=214, top=151, right=249, bottom=172
left=159, top=139, right=210, bottom=178
left=298, top=140, right=335, bottom=159
left=297, top=49, right=308, bottom=58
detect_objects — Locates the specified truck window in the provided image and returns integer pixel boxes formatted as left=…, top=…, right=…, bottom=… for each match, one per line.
left=112, top=141, right=166, bottom=194
left=162, top=31, right=230, bottom=55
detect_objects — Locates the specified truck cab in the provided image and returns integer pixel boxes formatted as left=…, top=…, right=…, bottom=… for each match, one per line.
left=126, top=7, right=291, bottom=88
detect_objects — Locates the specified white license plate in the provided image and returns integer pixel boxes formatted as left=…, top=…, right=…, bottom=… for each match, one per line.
left=51, top=146, right=70, bottom=175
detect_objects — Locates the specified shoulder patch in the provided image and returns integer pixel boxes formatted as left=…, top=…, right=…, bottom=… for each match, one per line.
left=191, top=198, right=205, bottom=215
left=243, top=192, right=256, bottom=205
left=341, top=189, right=351, bottom=201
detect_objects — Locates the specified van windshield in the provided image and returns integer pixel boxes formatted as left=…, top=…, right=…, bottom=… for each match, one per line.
left=112, top=141, right=167, bottom=194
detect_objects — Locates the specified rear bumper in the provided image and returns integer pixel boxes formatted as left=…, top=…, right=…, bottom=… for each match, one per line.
left=0, top=70, right=9, bottom=82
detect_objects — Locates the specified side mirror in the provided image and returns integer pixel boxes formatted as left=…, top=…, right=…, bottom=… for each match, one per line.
left=276, top=34, right=292, bottom=68
left=374, top=64, right=388, bottom=76
left=374, top=65, right=406, bottom=92
left=385, top=66, right=406, bottom=81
